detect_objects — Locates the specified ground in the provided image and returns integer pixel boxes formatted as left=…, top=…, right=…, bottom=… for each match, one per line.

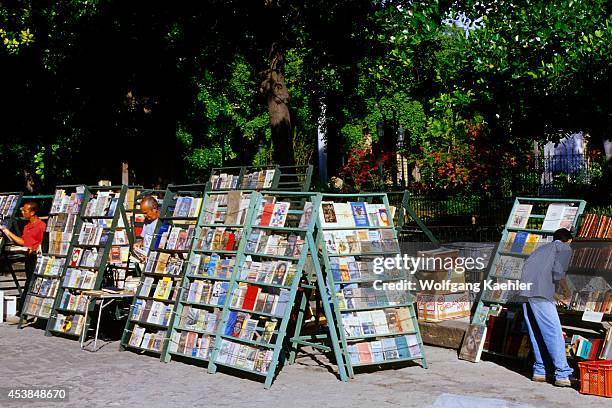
left=0, top=323, right=608, bottom=408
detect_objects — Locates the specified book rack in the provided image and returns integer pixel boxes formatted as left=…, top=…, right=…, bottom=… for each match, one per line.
left=120, top=184, right=207, bottom=356
left=19, top=185, right=86, bottom=326
left=0, top=191, right=23, bottom=253
left=315, top=193, right=428, bottom=378
left=0, top=191, right=24, bottom=295
left=206, top=191, right=322, bottom=388
left=161, top=188, right=258, bottom=365
left=471, top=197, right=586, bottom=360
left=396, top=190, right=439, bottom=245
left=46, top=185, right=133, bottom=340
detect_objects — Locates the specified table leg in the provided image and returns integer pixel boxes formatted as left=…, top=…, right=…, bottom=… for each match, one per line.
left=94, top=299, right=103, bottom=351
left=81, top=297, right=91, bottom=349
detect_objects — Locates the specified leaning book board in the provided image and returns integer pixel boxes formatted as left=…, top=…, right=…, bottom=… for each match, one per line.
left=120, top=184, right=206, bottom=355
left=20, top=186, right=86, bottom=324
left=161, top=189, right=256, bottom=364
left=317, top=193, right=428, bottom=378
left=206, top=191, right=321, bottom=388
left=0, top=192, right=22, bottom=252
left=45, top=185, right=132, bottom=340
left=469, top=197, right=586, bottom=361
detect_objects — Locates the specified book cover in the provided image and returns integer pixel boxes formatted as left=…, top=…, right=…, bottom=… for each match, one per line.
left=459, top=324, right=487, bottom=362
left=509, top=204, right=533, bottom=229
left=541, top=203, right=567, bottom=231
left=350, top=202, right=369, bottom=227
left=320, top=202, right=338, bottom=227
left=510, top=231, right=529, bottom=253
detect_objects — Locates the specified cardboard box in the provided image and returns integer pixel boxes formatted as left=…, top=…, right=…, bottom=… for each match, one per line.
left=416, top=291, right=471, bottom=322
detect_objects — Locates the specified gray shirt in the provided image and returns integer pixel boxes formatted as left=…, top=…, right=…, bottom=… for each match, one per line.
left=519, top=240, right=572, bottom=301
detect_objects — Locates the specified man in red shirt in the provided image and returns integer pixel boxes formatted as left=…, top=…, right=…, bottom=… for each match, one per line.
left=1, top=201, right=46, bottom=317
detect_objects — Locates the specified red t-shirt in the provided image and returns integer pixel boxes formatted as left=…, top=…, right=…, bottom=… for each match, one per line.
left=23, top=219, right=46, bottom=251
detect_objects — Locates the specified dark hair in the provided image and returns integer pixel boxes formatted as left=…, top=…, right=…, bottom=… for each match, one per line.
left=553, top=228, right=573, bottom=242
left=24, top=201, right=39, bottom=215
left=140, top=196, right=159, bottom=210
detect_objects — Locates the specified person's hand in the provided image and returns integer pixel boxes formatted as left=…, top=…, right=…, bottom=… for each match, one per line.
left=554, top=292, right=570, bottom=307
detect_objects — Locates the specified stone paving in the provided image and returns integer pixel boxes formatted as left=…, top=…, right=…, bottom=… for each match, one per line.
left=1, top=323, right=608, bottom=408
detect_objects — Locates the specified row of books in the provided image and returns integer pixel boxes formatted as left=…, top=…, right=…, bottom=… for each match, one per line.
left=109, top=245, right=130, bottom=265
left=171, top=196, right=203, bottom=218
left=240, top=258, right=296, bottom=287
left=570, top=335, right=603, bottom=360
left=184, top=280, right=229, bottom=306
left=177, top=306, right=221, bottom=333
left=503, top=232, right=552, bottom=255
left=69, top=247, right=102, bottom=268
left=169, top=331, right=214, bottom=360
left=196, top=227, right=241, bottom=252
left=483, top=309, right=530, bottom=358
left=201, top=191, right=251, bottom=225
left=34, top=256, right=65, bottom=276
left=578, top=214, right=612, bottom=238
left=156, top=224, right=195, bottom=251
left=323, top=229, right=398, bottom=255
left=62, top=268, right=97, bottom=290
left=254, top=200, right=291, bottom=228
left=59, top=290, right=89, bottom=313
left=216, top=338, right=273, bottom=373
left=330, top=257, right=403, bottom=282
left=77, top=222, right=107, bottom=246
left=337, top=287, right=411, bottom=310
left=50, top=189, right=84, bottom=214
left=210, top=173, right=240, bottom=190
left=30, top=277, right=60, bottom=298
left=239, top=169, right=277, bottom=190
left=320, top=201, right=392, bottom=228
left=23, top=295, right=54, bottom=318
left=0, top=194, right=19, bottom=218
left=341, top=308, right=415, bottom=337
left=509, top=203, right=579, bottom=231
left=46, top=213, right=78, bottom=233
left=128, top=326, right=166, bottom=351
left=189, top=254, right=235, bottom=279
left=492, top=256, right=525, bottom=280
left=224, top=312, right=276, bottom=343
left=481, top=278, right=516, bottom=304
left=570, top=247, right=612, bottom=271
left=144, top=252, right=185, bottom=276
left=347, top=335, right=421, bottom=364
left=83, top=192, right=119, bottom=217
left=54, top=313, right=85, bottom=336
left=47, top=231, right=73, bottom=256
left=139, top=276, right=175, bottom=301
left=230, top=284, right=290, bottom=317
left=245, top=230, right=304, bottom=258
left=132, top=299, right=173, bottom=327
left=567, top=290, right=612, bottom=314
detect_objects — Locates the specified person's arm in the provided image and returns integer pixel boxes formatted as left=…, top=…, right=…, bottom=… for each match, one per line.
left=556, top=277, right=572, bottom=306
left=0, top=226, right=25, bottom=246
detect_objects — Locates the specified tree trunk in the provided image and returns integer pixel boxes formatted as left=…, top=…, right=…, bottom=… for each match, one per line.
left=260, top=49, right=294, bottom=165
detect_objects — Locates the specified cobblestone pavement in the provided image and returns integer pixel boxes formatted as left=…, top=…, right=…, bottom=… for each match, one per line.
left=0, top=323, right=607, bottom=408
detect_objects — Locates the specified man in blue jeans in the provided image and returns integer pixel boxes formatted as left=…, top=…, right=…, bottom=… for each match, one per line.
left=520, top=228, right=574, bottom=387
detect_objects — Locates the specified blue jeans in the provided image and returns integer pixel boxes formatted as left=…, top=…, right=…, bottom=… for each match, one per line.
left=522, top=298, right=573, bottom=380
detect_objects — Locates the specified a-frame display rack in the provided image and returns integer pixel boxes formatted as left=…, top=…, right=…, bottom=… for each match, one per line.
left=206, top=191, right=328, bottom=388
left=0, top=191, right=23, bottom=253
left=161, top=188, right=257, bottom=365
left=470, top=197, right=586, bottom=360
left=120, top=184, right=207, bottom=356
left=19, top=185, right=86, bottom=327
left=314, top=193, right=428, bottom=378
left=276, top=165, right=313, bottom=192
left=45, top=185, right=133, bottom=339
left=0, top=191, right=24, bottom=295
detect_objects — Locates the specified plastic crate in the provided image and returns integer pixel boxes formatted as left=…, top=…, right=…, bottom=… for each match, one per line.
left=578, top=360, right=612, bottom=397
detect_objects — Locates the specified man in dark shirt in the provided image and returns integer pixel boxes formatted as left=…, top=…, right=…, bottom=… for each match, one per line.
left=519, top=228, right=574, bottom=387
left=1, top=201, right=46, bottom=317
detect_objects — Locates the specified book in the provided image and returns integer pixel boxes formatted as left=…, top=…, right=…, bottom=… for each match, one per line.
left=320, top=202, right=338, bottom=227
left=509, top=204, right=533, bottom=229
left=541, top=203, right=567, bottom=231
left=349, top=202, right=369, bottom=227
left=459, top=324, right=487, bottom=362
